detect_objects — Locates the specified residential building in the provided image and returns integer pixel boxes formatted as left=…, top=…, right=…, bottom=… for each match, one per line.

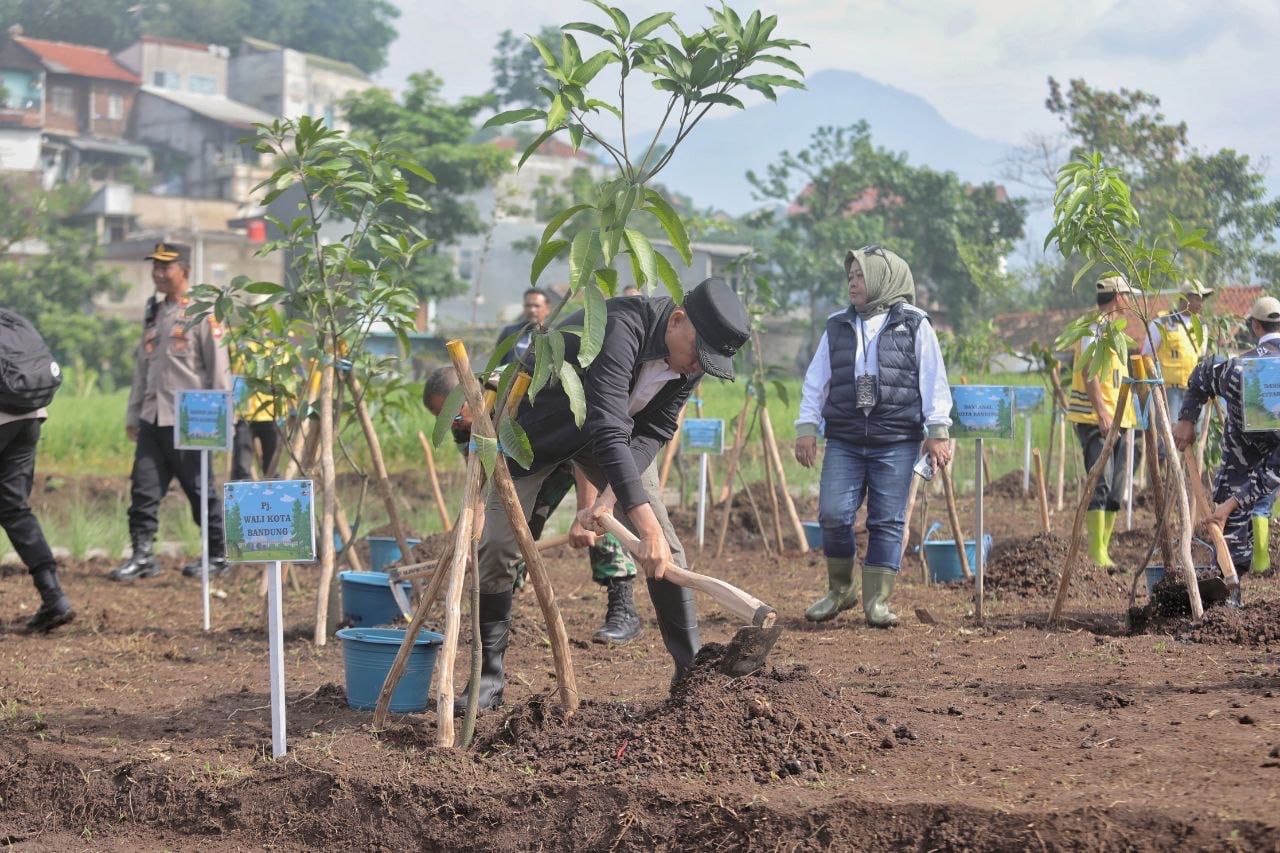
left=0, top=27, right=149, bottom=188
left=115, top=35, right=230, bottom=97
left=228, top=37, right=373, bottom=132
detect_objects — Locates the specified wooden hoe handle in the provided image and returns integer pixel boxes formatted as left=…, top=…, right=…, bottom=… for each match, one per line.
left=1181, top=447, right=1239, bottom=585
left=597, top=514, right=776, bottom=628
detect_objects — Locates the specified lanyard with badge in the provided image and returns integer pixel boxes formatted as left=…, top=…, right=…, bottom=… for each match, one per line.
left=855, top=314, right=886, bottom=411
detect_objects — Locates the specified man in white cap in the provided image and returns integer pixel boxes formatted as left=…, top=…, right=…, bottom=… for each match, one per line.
left=1173, top=295, right=1280, bottom=595
left=1065, top=275, right=1137, bottom=567
left=1142, top=279, right=1213, bottom=420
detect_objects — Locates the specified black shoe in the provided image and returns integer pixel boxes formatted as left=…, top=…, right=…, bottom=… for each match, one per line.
left=27, top=596, right=75, bottom=632
left=593, top=577, right=641, bottom=644
left=182, top=557, right=230, bottom=578
left=454, top=591, right=512, bottom=717
left=109, top=537, right=159, bottom=582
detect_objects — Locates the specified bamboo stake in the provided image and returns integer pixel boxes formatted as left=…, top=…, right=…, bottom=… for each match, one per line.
left=714, top=395, right=753, bottom=559
left=1033, top=449, right=1051, bottom=533
left=431, top=459, right=478, bottom=746
left=459, top=537, right=483, bottom=748
left=939, top=464, right=972, bottom=580
left=313, top=362, right=338, bottom=646
left=448, top=342, right=579, bottom=714
left=759, top=426, right=785, bottom=552
left=347, top=373, right=415, bottom=577
left=659, top=407, right=686, bottom=490
left=737, top=468, right=772, bottom=556
left=1049, top=384, right=1131, bottom=624
left=759, top=406, right=809, bottom=553
left=1150, top=386, right=1204, bottom=619
left=900, top=473, right=922, bottom=561
left=418, top=430, right=453, bottom=532
left=1056, top=415, right=1068, bottom=512
left=919, top=487, right=930, bottom=584
left=1135, top=358, right=1174, bottom=572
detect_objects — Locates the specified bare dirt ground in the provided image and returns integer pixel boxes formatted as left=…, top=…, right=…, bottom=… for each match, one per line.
left=2, top=482, right=1279, bottom=851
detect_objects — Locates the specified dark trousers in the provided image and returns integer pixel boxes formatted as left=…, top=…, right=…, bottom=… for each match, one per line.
left=128, top=420, right=225, bottom=554
left=1075, top=423, right=1128, bottom=512
left=231, top=420, right=281, bottom=481
left=0, top=419, right=55, bottom=577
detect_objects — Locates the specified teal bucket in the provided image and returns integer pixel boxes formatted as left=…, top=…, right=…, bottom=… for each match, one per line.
left=365, top=535, right=422, bottom=572
left=340, top=570, right=411, bottom=627
left=337, top=627, right=443, bottom=713
left=922, top=522, right=992, bottom=583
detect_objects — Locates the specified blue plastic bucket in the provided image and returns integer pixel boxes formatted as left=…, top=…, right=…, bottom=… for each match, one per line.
left=337, top=627, right=443, bottom=712
left=1145, top=566, right=1165, bottom=596
left=922, top=522, right=992, bottom=583
left=1144, top=540, right=1214, bottom=597
left=802, top=521, right=823, bottom=550
left=340, top=570, right=411, bottom=628
left=365, top=536, right=422, bottom=571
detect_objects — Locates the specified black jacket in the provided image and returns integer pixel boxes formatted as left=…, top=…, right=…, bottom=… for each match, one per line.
left=514, top=296, right=698, bottom=510
left=496, top=321, right=533, bottom=366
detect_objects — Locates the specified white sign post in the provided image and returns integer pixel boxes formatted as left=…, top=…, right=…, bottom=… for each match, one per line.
left=175, top=389, right=234, bottom=632
left=1013, top=386, right=1046, bottom=497
left=680, top=417, right=725, bottom=549
left=224, top=479, right=316, bottom=759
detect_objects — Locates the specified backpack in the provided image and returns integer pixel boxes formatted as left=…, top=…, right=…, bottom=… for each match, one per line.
left=0, top=309, right=62, bottom=414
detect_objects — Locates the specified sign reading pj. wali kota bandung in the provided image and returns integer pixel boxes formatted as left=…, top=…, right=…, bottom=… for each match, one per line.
left=223, top=480, right=316, bottom=563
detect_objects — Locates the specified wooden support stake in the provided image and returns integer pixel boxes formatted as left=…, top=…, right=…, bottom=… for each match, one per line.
left=1056, top=415, right=1068, bottom=512
left=919, top=488, right=930, bottom=584
left=418, top=430, right=453, bottom=533
left=1033, top=449, right=1051, bottom=533
left=737, top=468, right=771, bottom=556
left=659, top=407, right=686, bottom=491
left=431, top=459, right=478, bottom=747
left=759, top=406, right=809, bottom=553
left=1149, top=386, right=1204, bottom=619
left=347, top=373, right=416, bottom=577
left=448, top=342, right=579, bottom=715
left=939, top=464, right=972, bottom=580
left=714, top=395, right=753, bottom=559
left=900, top=473, right=922, bottom=561
left=313, top=361, right=338, bottom=646
left=759, top=425, right=785, bottom=552
left=1049, top=384, right=1130, bottom=624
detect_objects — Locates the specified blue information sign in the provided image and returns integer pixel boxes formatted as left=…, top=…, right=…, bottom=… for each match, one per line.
left=680, top=418, right=725, bottom=454
left=223, top=480, right=316, bottom=563
left=175, top=389, right=233, bottom=450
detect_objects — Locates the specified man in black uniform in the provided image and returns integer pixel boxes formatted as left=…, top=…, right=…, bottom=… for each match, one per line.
left=110, top=242, right=233, bottom=581
left=496, top=287, right=551, bottom=366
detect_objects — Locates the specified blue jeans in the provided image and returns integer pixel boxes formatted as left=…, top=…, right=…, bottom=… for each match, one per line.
left=818, top=438, right=918, bottom=572
left=1253, top=488, right=1278, bottom=519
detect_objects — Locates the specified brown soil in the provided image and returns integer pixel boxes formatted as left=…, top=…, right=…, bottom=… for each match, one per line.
left=3, top=484, right=1280, bottom=850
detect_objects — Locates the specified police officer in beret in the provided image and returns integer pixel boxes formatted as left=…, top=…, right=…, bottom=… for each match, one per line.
left=110, top=242, right=234, bottom=581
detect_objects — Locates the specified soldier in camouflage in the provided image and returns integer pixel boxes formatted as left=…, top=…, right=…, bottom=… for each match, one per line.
left=422, top=366, right=640, bottom=644
left=1173, top=296, right=1280, bottom=595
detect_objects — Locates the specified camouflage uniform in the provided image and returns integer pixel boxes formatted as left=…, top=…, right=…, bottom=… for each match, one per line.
left=1180, top=337, right=1280, bottom=568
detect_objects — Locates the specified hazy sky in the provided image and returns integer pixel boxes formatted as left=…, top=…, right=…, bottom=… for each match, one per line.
left=380, top=0, right=1280, bottom=184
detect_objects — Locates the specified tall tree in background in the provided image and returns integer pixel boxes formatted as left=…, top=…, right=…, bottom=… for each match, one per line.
left=1, top=0, right=398, bottom=73
left=749, top=122, right=1026, bottom=353
left=490, top=26, right=563, bottom=110
left=342, top=73, right=512, bottom=306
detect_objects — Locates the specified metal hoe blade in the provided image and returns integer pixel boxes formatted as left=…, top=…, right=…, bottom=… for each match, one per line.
left=719, top=625, right=783, bottom=676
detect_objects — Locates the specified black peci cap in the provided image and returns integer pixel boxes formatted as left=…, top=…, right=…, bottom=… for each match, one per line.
left=683, top=277, right=750, bottom=380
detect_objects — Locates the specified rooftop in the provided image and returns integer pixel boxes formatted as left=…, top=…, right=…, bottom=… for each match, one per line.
left=139, top=85, right=276, bottom=129
left=13, top=35, right=140, bottom=84
left=491, top=135, right=597, bottom=163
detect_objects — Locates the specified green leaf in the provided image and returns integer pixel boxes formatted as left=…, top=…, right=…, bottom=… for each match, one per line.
left=546, top=95, right=568, bottom=130
left=623, top=229, right=658, bottom=287
left=498, top=414, right=535, bottom=470
left=518, top=129, right=556, bottom=170
left=572, top=49, right=616, bottom=85
left=583, top=98, right=623, bottom=120
left=569, top=228, right=599, bottom=293
left=585, top=0, right=629, bottom=39
left=483, top=107, right=545, bottom=129
left=771, top=379, right=790, bottom=407
left=593, top=268, right=619, bottom=297
left=474, top=434, right=499, bottom=477
left=630, top=12, right=673, bottom=40
left=562, top=21, right=608, bottom=38
left=652, top=251, right=684, bottom=301
left=642, top=190, right=691, bottom=263
left=579, top=282, right=608, bottom=368
left=540, top=203, right=591, bottom=247
left=529, top=34, right=560, bottom=72
left=531, top=239, right=570, bottom=285
left=245, top=281, right=285, bottom=295
left=697, top=92, right=746, bottom=110
left=755, top=54, right=804, bottom=75
left=529, top=332, right=553, bottom=403
left=559, top=360, right=588, bottom=427
left=430, top=384, right=466, bottom=449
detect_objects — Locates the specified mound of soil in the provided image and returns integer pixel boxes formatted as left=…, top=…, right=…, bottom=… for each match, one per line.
left=480, top=643, right=916, bottom=784
left=1131, top=591, right=1280, bottom=646
left=983, top=532, right=1122, bottom=600
left=986, top=469, right=1031, bottom=498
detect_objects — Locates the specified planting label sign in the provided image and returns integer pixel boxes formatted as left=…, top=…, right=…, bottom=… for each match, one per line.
left=1012, top=385, right=1047, bottom=412
left=223, top=480, right=316, bottom=563
left=1241, top=357, right=1280, bottom=431
left=949, top=385, right=1015, bottom=440
left=175, top=389, right=233, bottom=450
left=681, top=418, right=725, bottom=454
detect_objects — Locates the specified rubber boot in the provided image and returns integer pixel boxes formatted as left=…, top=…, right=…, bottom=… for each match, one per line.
left=453, top=590, right=512, bottom=717
left=804, top=556, right=858, bottom=622
left=593, top=576, right=641, bottom=644
left=182, top=556, right=231, bottom=578
left=1086, top=511, right=1113, bottom=567
left=862, top=565, right=899, bottom=628
left=647, top=577, right=700, bottom=685
left=1103, top=510, right=1118, bottom=551
left=109, top=534, right=159, bottom=581
left=1251, top=516, right=1271, bottom=575
left=27, top=567, right=75, bottom=633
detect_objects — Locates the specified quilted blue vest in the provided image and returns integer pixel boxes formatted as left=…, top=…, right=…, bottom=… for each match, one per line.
left=821, top=303, right=926, bottom=445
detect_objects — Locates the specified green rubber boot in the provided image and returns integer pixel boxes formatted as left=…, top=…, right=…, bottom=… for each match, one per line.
left=1251, top=516, right=1271, bottom=575
left=805, top=557, right=858, bottom=622
left=1103, top=510, right=1118, bottom=547
left=1087, top=510, right=1113, bottom=567
left=862, top=566, right=899, bottom=628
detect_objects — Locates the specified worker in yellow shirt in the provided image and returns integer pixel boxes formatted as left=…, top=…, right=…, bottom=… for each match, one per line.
left=1065, top=275, right=1138, bottom=567
left=1141, top=280, right=1212, bottom=422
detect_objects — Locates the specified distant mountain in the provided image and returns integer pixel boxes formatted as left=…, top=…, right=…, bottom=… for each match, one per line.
left=638, top=68, right=1019, bottom=215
